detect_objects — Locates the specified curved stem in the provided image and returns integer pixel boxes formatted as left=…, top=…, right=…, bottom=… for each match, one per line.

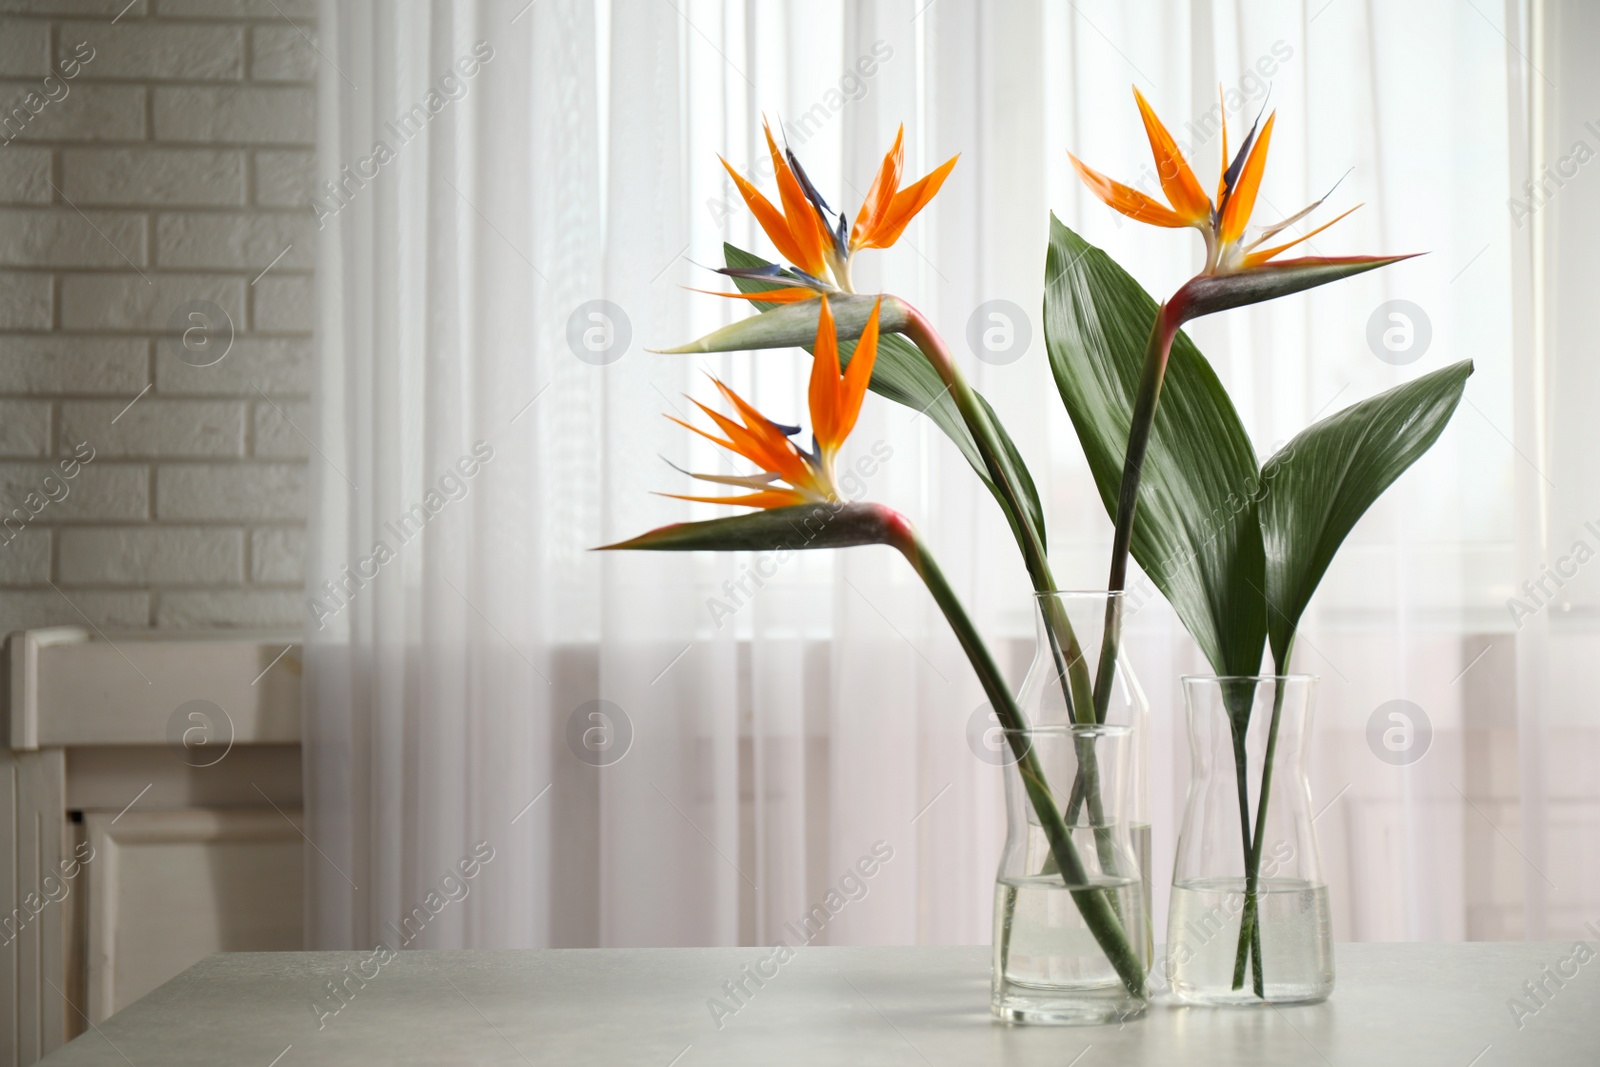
left=890, top=520, right=1146, bottom=1000
left=1092, top=300, right=1182, bottom=723
left=899, top=307, right=1096, bottom=722
left=901, top=305, right=1130, bottom=895
left=896, top=305, right=1141, bottom=982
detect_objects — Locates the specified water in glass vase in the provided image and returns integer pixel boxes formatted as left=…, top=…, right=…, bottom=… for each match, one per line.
left=1129, top=822, right=1151, bottom=957
left=1165, top=876, right=1333, bottom=1004
left=992, top=872, right=1148, bottom=1024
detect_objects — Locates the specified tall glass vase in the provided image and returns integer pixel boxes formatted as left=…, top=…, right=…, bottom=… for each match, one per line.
left=990, top=592, right=1152, bottom=1025
left=1023, top=592, right=1152, bottom=929
left=1165, top=675, right=1333, bottom=1005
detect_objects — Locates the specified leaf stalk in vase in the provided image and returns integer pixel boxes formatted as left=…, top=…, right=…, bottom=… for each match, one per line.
left=890, top=520, right=1144, bottom=997
left=1232, top=671, right=1287, bottom=994
left=899, top=306, right=1097, bottom=723
left=899, top=313, right=1131, bottom=886
left=1090, top=297, right=1182, bottom=724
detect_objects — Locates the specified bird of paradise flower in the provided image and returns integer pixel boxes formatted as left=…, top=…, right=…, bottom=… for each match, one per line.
left=706, top=119, right=956, bottom=301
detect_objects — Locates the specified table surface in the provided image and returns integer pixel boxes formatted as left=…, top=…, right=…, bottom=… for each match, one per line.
left=40, top=942, right=1598, bottom=1065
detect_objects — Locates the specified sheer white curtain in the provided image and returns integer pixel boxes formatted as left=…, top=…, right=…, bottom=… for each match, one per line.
left=307, top=0, right=1597, bottom=952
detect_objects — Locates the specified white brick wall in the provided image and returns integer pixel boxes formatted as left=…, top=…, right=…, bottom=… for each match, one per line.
left=0, top=0, right=314, bottom=630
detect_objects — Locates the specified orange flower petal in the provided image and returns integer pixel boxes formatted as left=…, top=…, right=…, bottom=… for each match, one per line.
left=688, top=397, right=802, bottom=485
left=1133, top=86, right=1212, bottom=224
left=1215, top=84, right=1230, bottom=205
left=720, top=156, right=813, bottom=275
left=665, top=413, right=735, bottom=453
left=764, top=121, right=829, bottom=278
left=859, top=154, right=958, bottom=250
left=837, top=297, right=881, bottom=444
left=1242, top=203, right=1362, bottom=267
left=1219, top=112, right=1276, bottom=245
left=665, top=365, right=843, bottom=509
left=808, top=295, right=842, bottom=452
left=688, top=286, right=822, bottom=304
left=660, top=489, right=808, bottom=510
left=665, top=409, right=758, bottom=467
left=851, top=125, right=906, bottom=249
left=1068, top=153, right=1190, bottom=228
left=707, top=380, right=813, bottom=486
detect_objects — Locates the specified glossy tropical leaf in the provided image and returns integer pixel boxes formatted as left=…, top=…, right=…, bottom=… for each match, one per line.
left=600, top=502, right=897, bottom=553
left=661, top=244, right=1046, bottom=555
left=1044, top=215, right=1267, bottom=676
left=1258, top=360, right=1473, bottom=666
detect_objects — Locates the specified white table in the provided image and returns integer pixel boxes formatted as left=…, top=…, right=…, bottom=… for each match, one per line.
left=38, top=943, right=1597, bottom=1065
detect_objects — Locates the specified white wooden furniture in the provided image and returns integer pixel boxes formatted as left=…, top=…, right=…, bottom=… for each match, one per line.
left=31, top=942, right=1600, bottom=1065
left=1, top=628, right=304, bottom=1067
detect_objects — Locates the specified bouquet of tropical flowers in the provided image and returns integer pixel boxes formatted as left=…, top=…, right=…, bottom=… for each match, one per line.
left=605, top=92, right=1470, bottom=1017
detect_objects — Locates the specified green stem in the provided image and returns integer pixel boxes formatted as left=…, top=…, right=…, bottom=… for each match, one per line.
left=1234, top=672, right=1288, bottom=997
left=1075, top=302, right=1180, bottom=896
left=1092, top=301, right=1181, bottom=723
left=1062, top=650, right=1124, bottom=885
left=1073, top=732, right=1132, bottom=916
left=891, top=522, right=1146, bottom=1001
left=901, top=308, right=1127, bottom=892
left=900, top=308, right=1131, bottom=934
left=900, top=308, right=1095, bottom=722
left=1226, top=722, right=1255, bottom=991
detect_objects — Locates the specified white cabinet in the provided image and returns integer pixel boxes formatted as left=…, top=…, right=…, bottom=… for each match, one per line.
left=84, top=810, right=304, bottom=1020
left=0, top=628, right=303, bottom=1067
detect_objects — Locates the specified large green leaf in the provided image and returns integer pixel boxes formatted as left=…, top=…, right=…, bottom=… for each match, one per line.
left=670, top=244, right=1047, bottom=555
left=1258, top=360, right=1473, bottom=666
left=1043, top=216, right=1267, bottom=676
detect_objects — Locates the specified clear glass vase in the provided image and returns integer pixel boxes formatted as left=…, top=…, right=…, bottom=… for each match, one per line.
left=990, top=591, right=1152, bottom=1025
left=1165, top=675, right=1333, bottom=1006
left=991, top=724, right=1149, bottom=1024
left=1022, top=593, right=1151, bottom=899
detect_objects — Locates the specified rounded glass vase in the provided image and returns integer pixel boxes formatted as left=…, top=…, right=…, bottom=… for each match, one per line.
left=1165, top=675, right=1333, bottom=1006
left=990, top=592, right=1152, bottom=1026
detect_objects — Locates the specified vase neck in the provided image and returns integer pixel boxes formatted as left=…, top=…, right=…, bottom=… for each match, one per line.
left=1183, top=676, right=1317, bottom=765
left=1031, top=590, right=1123, bottom=672
left=1024, top=591, right=1145, bottom=728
